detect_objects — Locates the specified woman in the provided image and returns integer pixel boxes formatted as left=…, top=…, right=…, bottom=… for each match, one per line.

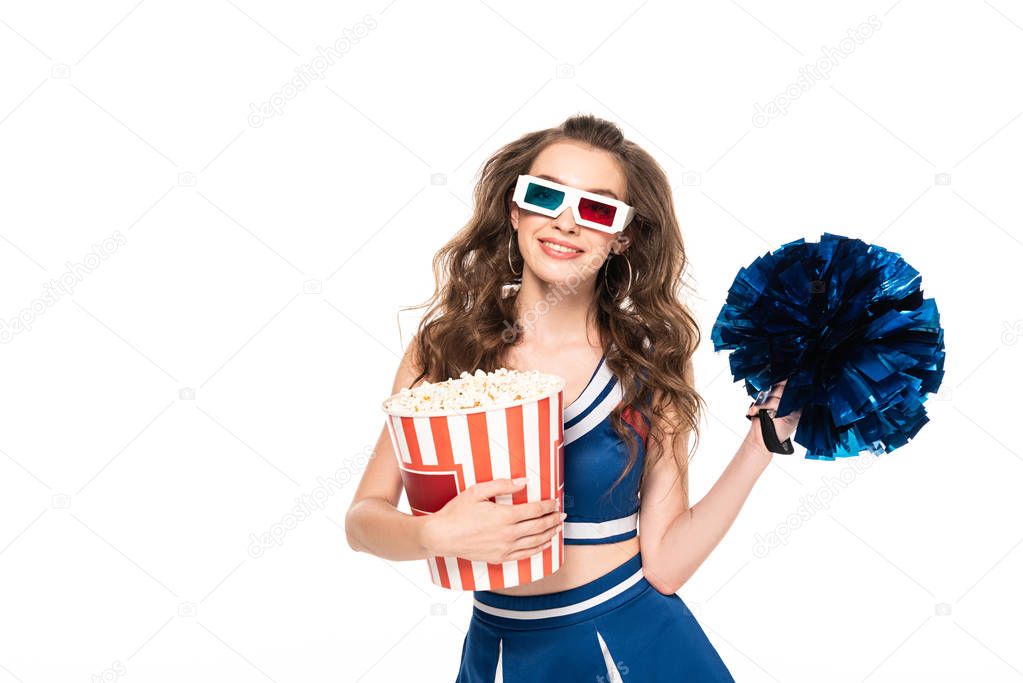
left=345, top=114, right=800, bottom=681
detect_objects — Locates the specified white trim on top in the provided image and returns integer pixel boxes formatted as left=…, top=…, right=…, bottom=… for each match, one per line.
left=563, top=512, right=638, bottom=539
left=564, top=379, right=622, bottom=444
left=564, top=359, right=614, bottom=422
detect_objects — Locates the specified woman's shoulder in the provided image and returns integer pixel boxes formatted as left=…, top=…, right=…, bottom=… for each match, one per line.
left=392, top=334, right=428, bottom=394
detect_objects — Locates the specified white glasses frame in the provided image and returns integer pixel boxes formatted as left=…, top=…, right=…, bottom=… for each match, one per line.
left=512, top=174, right=636, bottom=234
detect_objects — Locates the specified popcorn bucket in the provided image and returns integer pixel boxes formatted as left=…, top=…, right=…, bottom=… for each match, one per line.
left=382, top=383, right=566, bottom=591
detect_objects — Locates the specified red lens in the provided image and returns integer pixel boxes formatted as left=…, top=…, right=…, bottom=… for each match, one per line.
left=578, top=197, right=617, bottom=226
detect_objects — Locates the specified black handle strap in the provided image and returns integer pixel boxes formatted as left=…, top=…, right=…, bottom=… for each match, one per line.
left=746, top=406, right=794, bottom=454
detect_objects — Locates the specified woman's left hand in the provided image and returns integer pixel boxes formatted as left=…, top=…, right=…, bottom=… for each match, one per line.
left=745, top=379, right=802, bottom=450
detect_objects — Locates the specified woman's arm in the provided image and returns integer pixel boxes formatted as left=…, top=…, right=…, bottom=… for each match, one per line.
left=638, top=361, right=776, bottom=595
left=344, top=340, right=435, bottom=561
left=346, top=338, right=565, bottom=563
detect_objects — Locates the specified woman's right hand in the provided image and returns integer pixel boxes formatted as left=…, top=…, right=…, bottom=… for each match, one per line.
left=420, top=478, right=566, bottom=564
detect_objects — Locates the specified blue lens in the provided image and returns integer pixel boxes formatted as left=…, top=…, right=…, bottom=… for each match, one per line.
left=524, top=182, right=565, bottom=210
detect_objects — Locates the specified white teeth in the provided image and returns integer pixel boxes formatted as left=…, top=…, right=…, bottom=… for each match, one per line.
left=541, top=240, right=581, bottom=253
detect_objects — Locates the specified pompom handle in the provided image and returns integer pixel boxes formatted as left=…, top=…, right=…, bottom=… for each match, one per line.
left=746, top=407, right=795, bottom=454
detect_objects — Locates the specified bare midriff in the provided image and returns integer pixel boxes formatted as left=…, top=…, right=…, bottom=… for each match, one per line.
left=488, top=534, right=640, bottom=596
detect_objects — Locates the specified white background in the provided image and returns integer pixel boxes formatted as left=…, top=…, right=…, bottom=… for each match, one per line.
left=1, top=1, right=1020, bottom=681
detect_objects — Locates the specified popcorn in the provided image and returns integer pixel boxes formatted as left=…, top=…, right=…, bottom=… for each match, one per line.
left=381, top=365, right=567, bottom=589
left=383, top=367, right=564, bottom=415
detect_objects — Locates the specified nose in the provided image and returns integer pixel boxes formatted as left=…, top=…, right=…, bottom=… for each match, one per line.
left=552, top=206, right=580, bottom=235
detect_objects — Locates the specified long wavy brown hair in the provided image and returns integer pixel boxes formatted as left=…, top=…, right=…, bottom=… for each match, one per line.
left=404, top=113, right=705, bottom=499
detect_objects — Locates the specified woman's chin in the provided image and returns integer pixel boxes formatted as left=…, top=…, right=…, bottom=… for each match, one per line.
left=524, top=263, right=595, bottom=290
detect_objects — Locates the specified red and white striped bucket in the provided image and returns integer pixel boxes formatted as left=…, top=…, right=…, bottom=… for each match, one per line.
left=382, top=385, right=566, bottom=591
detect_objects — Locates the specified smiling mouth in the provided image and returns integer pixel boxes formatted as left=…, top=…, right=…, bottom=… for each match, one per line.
left=538, top=239, right=583, bottom=254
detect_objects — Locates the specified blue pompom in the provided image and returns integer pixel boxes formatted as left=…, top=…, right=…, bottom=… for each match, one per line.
left=711, top=233, right=945, bottom=460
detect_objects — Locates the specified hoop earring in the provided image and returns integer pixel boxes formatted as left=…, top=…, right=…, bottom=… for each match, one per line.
left=603, top=253, right=633, bottom=299
left=507, top=229, right=521, bottom=276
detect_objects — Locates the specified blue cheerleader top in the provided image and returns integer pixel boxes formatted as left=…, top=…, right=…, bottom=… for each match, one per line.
left=562, top=353, right=649, bottom=545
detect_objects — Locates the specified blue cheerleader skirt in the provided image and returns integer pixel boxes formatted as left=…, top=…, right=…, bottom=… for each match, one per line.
left=455, top=550, right=735, bottom=682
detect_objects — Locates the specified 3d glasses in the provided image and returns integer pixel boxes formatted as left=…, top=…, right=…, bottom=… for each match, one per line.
left=512, top=174, right=635, bottom=234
